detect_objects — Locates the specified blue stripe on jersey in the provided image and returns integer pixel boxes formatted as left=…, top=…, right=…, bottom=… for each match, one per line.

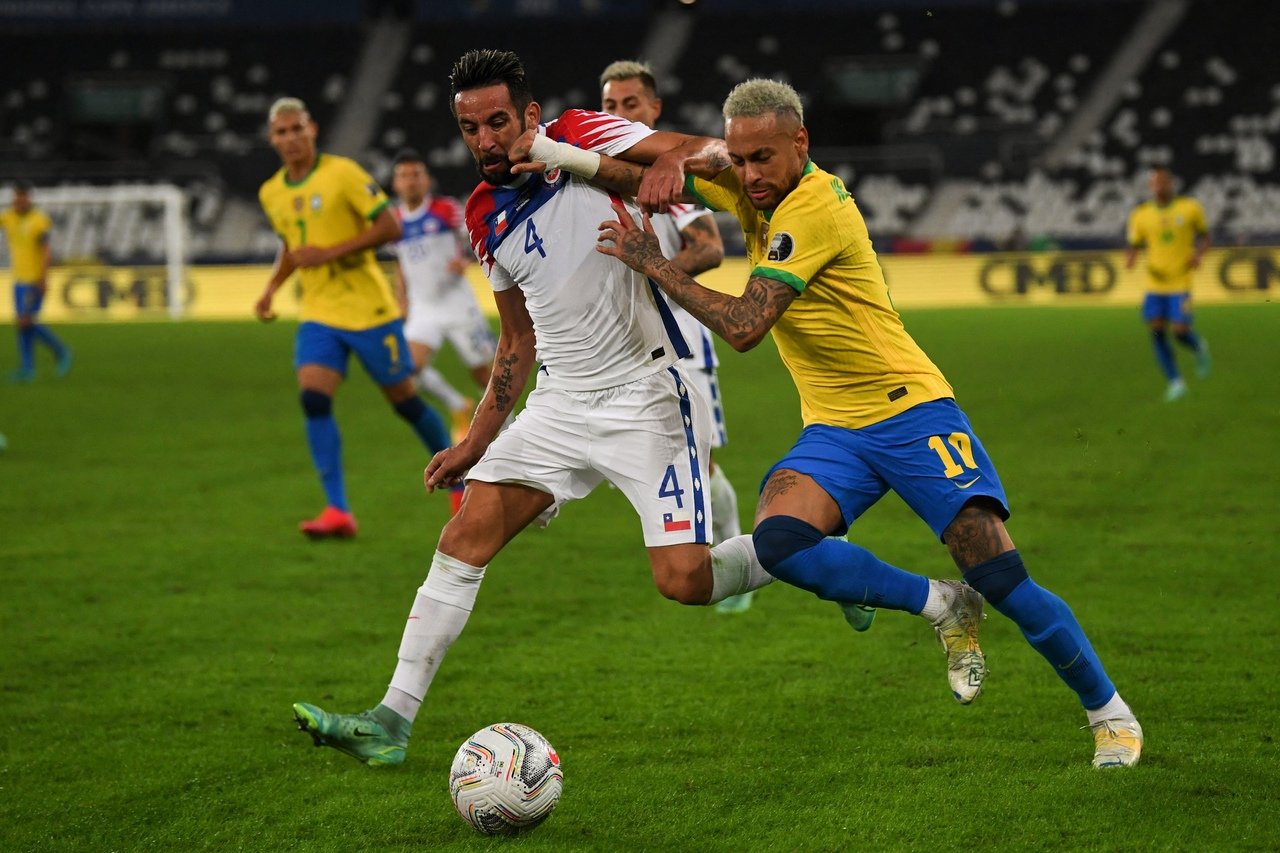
left=668, top=366, right=708, bottom=544
left=648, top=280, right=691, bottom=359
left=482, top=172, right=569, bottom=258
left=699, top=328, right=715, bottom=367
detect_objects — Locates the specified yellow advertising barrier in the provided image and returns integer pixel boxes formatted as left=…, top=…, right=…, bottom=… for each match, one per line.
left=2, top=247, right=1274, bottom=323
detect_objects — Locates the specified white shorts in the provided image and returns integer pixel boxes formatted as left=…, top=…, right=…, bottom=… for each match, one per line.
left=682, top=364, right=727, bottom=448
left=466, top=363, right=714, bottom=546
left=404, top=291, right=496, bottom=369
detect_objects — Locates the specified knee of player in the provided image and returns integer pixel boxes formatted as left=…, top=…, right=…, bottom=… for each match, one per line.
left=653, top=572, right=708, bottom=605
left=299, top=389, right=333, bottom=418
left=752, top=516, right=825, bottom=572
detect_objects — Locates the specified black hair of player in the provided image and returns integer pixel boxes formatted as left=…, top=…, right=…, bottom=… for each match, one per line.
left=449, top=49, right=533, bottom=117
left=393, top=148, right=425, bottom=168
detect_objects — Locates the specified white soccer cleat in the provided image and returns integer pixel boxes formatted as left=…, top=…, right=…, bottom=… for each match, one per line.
left=1164, top=378, right=1187, bottom=402
left=1090, top=715, right=1144, bottom=768
left=931, top=579, right=987, bottom=704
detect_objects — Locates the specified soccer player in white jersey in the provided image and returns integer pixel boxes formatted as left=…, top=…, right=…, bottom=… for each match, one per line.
left=390, top=149, right=496, bottom=440
left=598, top=60, right=757, bottom=616
left=290, top=49, right=817, bottom=766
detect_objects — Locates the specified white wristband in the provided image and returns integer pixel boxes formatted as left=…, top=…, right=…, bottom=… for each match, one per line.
left=528, top=135, right=601, bottom=179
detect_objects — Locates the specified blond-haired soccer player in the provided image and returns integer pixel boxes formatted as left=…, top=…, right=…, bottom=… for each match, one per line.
left=256, top=98, right=458, bottom=537
left=1125, top=166, right=1211, bottom=401
left=2, top=181, right=71, bottom=382
left=599, top=60, right=768, bottom=617
left=600, top=78, right=1142, bottom=768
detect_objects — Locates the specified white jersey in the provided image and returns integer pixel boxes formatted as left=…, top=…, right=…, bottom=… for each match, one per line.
left=465, top=109, right=689, bottom=392
left=650, top=202, right=720, bottom=372
left=393, top=196, right=472, bottom=311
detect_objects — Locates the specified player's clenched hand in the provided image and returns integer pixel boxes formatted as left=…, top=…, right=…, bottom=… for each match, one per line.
left=638, top=150, right=686, bottom=214
left=425, top=444, right=480, bottom=492
left=508, top=128, right=547, bottom=176
left=254, top=290, right=277, bottom=322
left=597, top=198, right=663, bottom=275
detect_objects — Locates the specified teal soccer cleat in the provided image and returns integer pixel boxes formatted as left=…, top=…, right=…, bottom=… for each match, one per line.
left=292, top=702, right=407, bottom=766
left=55, top=347, right=74, bottom=378
left=1195, top=339, right=1211, bottom=379
left=715, top=591, right=755, bottom=614
left=839, top=602, right=877, bottom=632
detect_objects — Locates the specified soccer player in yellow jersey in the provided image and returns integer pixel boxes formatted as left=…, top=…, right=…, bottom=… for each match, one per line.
left=600, top=78, right=1142, bottom=768
left=256, top=97, right=457, bottom=538
left=1125, top=166, right=1211, bottom=401
left=2, top=181, right=71, bottom=382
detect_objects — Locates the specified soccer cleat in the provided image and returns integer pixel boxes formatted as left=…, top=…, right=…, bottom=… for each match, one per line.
left=450, top=398, right=474, bottom=444
left=716, top=591, right=755, bottom=614
left=299, top=506, right=358, bottom=539
left=839, top=602, right=877, bottom=632
left=931, top=579, right=987, bottom=704
left=449, top=486, right=464, bottom=516
left=1090, top=715, right=1143, bottom=768
left=7, top=367, right=35, bottom=383
left=293, top=703, right=407, bottom=766
left=1195, top=339, right=1211, bottom=379
left=55, top=347, right=74, bottom=378
left=1164, top=378, right=1187, bottom=402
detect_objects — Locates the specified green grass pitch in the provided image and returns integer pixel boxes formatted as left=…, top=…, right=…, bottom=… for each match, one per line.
left=1, top=303, right=1277, bottom=851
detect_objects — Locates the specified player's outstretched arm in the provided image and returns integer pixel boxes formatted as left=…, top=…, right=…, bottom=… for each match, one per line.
left=637, top=136, right=730, bottom=214
left=597, top=199, right=793, bottom=351
left=424, top=285, right=537, bottom=491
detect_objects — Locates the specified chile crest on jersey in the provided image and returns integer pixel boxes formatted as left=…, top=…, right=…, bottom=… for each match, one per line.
left=466, top=171, right=569, bottom=273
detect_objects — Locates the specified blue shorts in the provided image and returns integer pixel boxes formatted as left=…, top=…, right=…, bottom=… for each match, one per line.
left=763, top=398, right=1010, bottom=541
left=13, top=283, right=44, bottom=319
left=1142, top=292, right=1192, bottom=325
left=294, top=319, right=415, bottom=387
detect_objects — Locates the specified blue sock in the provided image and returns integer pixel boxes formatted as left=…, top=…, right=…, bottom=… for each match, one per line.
left=32, top=324, right=66, bottom=357
left=18, top=326, right=35, bottom=370
left=1151, top=330, right=1177, bottom=380
left=301, top=390, right=347, bottom=511
left=1174, top=330, right=1201, bottom=352
left=965, top=550, right=1116, bottom=709
left=394, top=395, right=451, bottom=454
left=756, top=517, right=930, bottom=613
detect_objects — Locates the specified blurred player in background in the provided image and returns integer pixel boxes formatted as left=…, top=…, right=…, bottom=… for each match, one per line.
left=1125, top=166, right=1211, bottom=402
left=255, top=97, right=459, bottom=538
left=599, top=60, right=758, bottom=616
left=390, top=148, right=496, bottom=442
left=602, top=78, right=1143, bottom=768
left=2, top=181, right=71, bottom=382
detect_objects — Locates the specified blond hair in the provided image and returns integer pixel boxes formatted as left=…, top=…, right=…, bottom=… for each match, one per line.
left=722, top=79, right=804, bottom=125
left=599, top=60, right=657, bottom=95
left=268, top=96, right=309, bottom=122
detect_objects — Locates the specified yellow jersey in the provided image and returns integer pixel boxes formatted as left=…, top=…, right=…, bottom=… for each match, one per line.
left=1126, top=196, right=1207, bottom=294
left=687, top=161, right=953, bottom=429
left=259, top=153, right=399, bottom=330
left=0, top=207, right=52, bottom=282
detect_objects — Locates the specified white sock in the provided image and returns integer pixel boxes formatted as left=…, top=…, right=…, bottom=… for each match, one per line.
left=382, top=551, right=486, bottom=722
left=708, top=534, right=773, bottom=603
left=708, top=464, right=741, bottom=544
left=919, top=579, right=952, bottom=622
left=417, top=365, right=467, bottom=412
left=1085, top=692, right=1134, bottom=726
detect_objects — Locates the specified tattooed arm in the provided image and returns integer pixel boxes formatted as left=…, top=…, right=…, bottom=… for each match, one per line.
left=671, top=213, right=725, bottom=277
left=424, top=285, right=536, bottom=491
left=597, top=199, right=794, bottom=352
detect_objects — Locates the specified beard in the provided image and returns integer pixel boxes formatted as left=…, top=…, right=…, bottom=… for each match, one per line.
left=473, top=116, right=526, bottom=186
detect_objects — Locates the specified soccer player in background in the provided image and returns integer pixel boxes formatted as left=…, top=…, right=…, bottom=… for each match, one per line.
left=599, top=60, right=759, bottom=616
left=255, top=98, right=459, bottom=538
left=1125, top=166, right=1211, bottom=402
left=390, top=148, right=496, bottom=442
left=2, top=181, right=71, bottom=382
left=600, top=78, right=1143, bottom=768
left=289, top=51, right=978, bottom=768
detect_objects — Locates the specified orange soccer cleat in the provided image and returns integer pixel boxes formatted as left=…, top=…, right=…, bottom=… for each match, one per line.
left=449, top=487, right=464, bottom=516
left=299, top=506, right=358, bottom=539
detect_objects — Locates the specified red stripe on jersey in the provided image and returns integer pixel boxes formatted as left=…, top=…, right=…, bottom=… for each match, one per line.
left=464, top=183, right=499, bottom=271
left=546, top=109, right=642, bottom=153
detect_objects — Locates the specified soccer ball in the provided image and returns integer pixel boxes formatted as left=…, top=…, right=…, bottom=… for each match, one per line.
left=448, top=722, right=563, bottom=835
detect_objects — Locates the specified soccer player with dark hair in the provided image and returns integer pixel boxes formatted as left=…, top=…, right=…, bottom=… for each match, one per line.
left=255, top=97, right=459, bottom=537
left=2, top=181, right=71, bottom=382
left=601, top=78, right=1142, bottom=768
left=389, top=147, right=494, bottom=442
left=1125, top=166, right=1211, bottom=401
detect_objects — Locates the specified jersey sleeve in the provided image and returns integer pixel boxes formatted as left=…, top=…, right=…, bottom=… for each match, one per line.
left=670, top=202, right=712, bottom=233
left=544, top=109, right=653, bottom=156
left=340, top=158, right=391, bottom=221
left=1189, top=199, right=1209, bottom=236
left=1126, top=207, right=1145, bottom=247
left=751, top=191, right=842, bottom=294
left=33, top=212, right=51, bottom=244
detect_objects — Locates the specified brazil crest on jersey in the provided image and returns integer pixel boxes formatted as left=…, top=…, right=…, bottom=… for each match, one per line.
left=687, top=161, right=953, bottom=429
left=1, top=207, right=52, bottom=282
left=258, top=153, right=399, bottom=330
left=464, top=109, right=689, bottom=392
left=1126, top=196, right=1208, bottom=294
